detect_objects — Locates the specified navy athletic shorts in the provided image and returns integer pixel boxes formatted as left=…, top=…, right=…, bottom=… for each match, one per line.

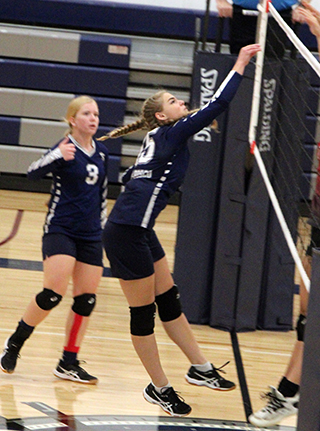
left=42, top=233, right=103, bottom=266
left=306, top=226, right=320, bottom=257
left=103, top=221, right=165, bottom=280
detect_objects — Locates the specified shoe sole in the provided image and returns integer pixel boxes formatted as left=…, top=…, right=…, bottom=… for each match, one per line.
left=0, top=364, right=14, bottom=374
left=249, top=410, right=298, bottom=427
left=143, top=389, right=191, bottom=417
left=53, top=369, right=98, bottom=385
left=0, top=338, right=16, bottom=374
left=185, top=375, right=236, bottom=391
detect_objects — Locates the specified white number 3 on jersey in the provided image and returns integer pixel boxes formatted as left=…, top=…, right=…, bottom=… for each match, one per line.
left=86, top=164, right=99, bottom=185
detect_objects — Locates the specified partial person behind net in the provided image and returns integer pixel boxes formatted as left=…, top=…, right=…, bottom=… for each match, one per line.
left=249, top=1, right=320, bottom=426
left=215, top=0, right=308, bottom=57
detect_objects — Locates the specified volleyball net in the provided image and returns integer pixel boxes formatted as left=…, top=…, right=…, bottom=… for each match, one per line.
left=251, top=0, right=320, bottom=293
left=251, top=5, right=320, bottom=427
left=175, top=0, right=320, bottom=334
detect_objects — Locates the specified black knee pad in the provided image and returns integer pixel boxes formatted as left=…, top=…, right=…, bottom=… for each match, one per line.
left=72, top=293, right=96, bottom=316
left=130, top=303, right=156, bottom=336
left=296, top=314, right=307, bottom=341
left=155, top=285, right=182, bottom=322
left=35, top=288, right=62, bottom=310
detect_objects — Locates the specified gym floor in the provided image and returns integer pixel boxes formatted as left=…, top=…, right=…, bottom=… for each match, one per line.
left=0, top=190, right=298, bottom=431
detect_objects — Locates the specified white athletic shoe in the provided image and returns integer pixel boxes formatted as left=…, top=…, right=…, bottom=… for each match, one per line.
left=248, top=386, right=299, bottom=427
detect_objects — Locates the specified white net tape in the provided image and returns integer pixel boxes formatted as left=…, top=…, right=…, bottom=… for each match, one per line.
left=248, top=0, right=320, bottom=291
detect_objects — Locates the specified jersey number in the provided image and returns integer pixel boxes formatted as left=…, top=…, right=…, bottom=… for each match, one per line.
left=86, top=164, right=99, bottom=185
left=137, top=137, right=155, bottom=165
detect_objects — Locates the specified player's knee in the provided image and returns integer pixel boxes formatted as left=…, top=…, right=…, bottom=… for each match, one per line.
left=296, top=314, right=307, bottom=341
left=155, top=284, right=182, bottom=322
left=130, top=303, right=156, bottom=336
left=35, top=288, right=62, bottom=310
left=72, top=293, right=96, bottom=316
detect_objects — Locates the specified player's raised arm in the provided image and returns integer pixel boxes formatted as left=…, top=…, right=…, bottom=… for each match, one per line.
left=232, top=43, right=261, bottom=75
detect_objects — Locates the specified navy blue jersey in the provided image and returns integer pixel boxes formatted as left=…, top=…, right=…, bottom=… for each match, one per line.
left=28, top=135, right=109, bottom=240
left=109, top=70, right=242, bottom=230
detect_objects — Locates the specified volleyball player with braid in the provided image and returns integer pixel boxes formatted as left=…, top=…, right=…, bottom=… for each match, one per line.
left=0, top=96, right=108, bottom=384
left=100, top=44, right=260, bottom=416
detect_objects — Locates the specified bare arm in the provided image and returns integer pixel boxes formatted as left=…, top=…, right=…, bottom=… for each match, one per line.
left=297, top=1, right=320, bottom=55
left=232, top=44, right=261, bottom=75
left=216, top=0, right=233, bottom=18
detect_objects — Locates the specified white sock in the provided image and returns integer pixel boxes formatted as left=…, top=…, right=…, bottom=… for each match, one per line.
left=153, top=382, right=172, bottom=394
left=192, top=361, right=212, bottom=372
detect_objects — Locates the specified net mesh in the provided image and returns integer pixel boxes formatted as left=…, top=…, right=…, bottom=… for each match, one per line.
left=253, top=2, right=320, bottom=288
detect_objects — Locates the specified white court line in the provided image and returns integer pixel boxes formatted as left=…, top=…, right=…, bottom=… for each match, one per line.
left=0, top=328, right=291, bottom=356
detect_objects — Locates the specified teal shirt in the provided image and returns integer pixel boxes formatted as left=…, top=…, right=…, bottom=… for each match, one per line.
left=232, top=0, right=296, bottom=10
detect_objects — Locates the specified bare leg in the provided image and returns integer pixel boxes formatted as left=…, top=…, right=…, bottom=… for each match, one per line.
left=161, top=315, right=207, bottom=364
left=63, top=261, right=102, bottom=350
left=0, top=255, right=75, bottom=374
left=22, top=254, right=75, bottom=326
left=299, top=255, right=311, bottom=317
left=131, top=333, right=167, bottom=387
left=120, top=275, right=168, bottom=387
left=154, top=257, right=207, bottom=365
left=64, top=312, right=90, bottom=352
left=284, top=341, right=304, bottom=385
left=53, top=261, right=102, bottom=384
left=283, top=257, right=310, bottom=385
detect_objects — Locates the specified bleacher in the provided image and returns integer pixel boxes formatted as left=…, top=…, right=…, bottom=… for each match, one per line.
left=0, top=24, right=131, bottom=188
left=0, top=0, right=318, bottom=200
left=0, top=0, right=208, bottom=196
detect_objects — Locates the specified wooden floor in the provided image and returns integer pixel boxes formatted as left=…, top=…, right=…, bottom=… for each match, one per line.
left=0, top=190, right=299, bottom=429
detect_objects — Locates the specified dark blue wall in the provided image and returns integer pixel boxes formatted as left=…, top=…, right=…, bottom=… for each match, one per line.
left=0, top=0, right=317, bottom=48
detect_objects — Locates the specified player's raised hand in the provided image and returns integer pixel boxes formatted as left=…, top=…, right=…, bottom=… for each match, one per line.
left=232, top=44, right=261, bottom=75
left=296, top=2, right=320, bottom=37
left=216, top=0, right=233, bottom=18
left=59, top=137, right=76, bottom=161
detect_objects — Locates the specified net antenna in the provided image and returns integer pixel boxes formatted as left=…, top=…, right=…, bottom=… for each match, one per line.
left=248, top=0, right=311, bottom=292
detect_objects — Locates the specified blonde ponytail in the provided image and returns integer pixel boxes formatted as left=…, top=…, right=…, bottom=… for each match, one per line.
left=98, top=91, right=219, bottom=141
left=97, top=119, right=147, bottom=141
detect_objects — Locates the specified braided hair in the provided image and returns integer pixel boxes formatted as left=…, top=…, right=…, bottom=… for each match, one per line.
left=97, top=90, right=218, bottom=141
